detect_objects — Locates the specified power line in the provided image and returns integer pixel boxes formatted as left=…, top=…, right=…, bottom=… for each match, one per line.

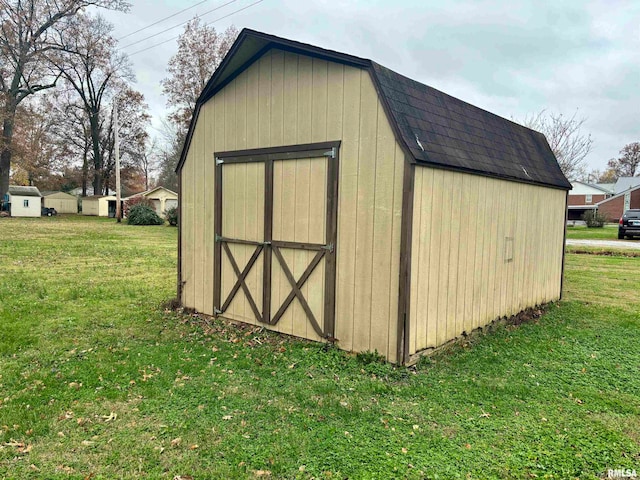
left=127, top=0, right=263, bottom=58
left=120, top=0, right=238, bottom=50
left=117, top=0, right=211, bottom=41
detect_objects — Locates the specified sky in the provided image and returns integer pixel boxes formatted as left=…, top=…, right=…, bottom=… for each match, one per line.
left=101, top=0, right=639, bottom=173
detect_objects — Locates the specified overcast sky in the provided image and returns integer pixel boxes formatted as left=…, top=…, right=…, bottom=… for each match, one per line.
left=101, top=0, right=639, bottom=173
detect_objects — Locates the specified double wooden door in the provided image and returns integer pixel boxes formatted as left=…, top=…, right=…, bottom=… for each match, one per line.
left=213, top=142, right=339, bottom=341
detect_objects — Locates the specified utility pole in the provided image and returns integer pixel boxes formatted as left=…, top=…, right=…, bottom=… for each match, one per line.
left=114, top=101, right=122, bottom=223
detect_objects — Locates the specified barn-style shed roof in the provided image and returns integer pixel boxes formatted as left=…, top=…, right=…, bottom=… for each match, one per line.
left=8, top=186, right=41, bottom=197
left=178, top=29, right=570, bottom=190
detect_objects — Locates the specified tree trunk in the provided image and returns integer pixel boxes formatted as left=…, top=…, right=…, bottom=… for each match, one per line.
left=0, top=99, right=17, bottom=204
left=82, top=150, right=88, bottom=196
left=89, top=110, right=103, bottom=195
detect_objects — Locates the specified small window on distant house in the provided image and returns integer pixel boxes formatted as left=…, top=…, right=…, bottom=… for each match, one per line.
left=23, top=199, right=29, bottom=207
left=585, top=194, right=592, bottom=204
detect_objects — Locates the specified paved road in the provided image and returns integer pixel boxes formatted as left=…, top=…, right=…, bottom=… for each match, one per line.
left=566, top=239, right=640, bottom=250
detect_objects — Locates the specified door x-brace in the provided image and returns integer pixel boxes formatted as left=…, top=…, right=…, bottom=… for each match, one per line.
left=217, top=239, right=327, bottom=339
left=270, top=245, right=326, bottom=337
left=218, top=240, right=263, bottom=323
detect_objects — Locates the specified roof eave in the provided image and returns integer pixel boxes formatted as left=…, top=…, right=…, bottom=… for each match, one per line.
left=176, top=28, right=371, bottom=173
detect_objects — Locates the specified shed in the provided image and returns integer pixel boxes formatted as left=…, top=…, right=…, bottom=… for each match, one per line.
left=176, top=29, right=571, bottom=364
left=41, top=191, right=78, bottom=214
left=81, top=195, right=119, bottom=217
left=126, top=186, right=178, bottom=216
left=7, top=186, right=42, bottom=217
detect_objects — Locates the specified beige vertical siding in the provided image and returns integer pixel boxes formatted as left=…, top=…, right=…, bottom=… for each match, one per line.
left=220, top=162, right=265, bottom=324
left=409, top=166, right=566, bottom=355
left=180, top=48, right=405, bottom=362
left=44, top=193, right=77, bottom=214
left=270, top=156, right=327, bottom=342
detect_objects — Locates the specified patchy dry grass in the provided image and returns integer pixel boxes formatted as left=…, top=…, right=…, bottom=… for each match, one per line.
left=1, top=216, right=639, bottom=479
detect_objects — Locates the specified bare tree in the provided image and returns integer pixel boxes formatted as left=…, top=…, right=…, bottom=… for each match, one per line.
left=607, top=142, right=640, bottom=178
left=519, top=110, right=593, bottom=180
left=50, top=89, right=93, bottom=194
left=0, top=0, right=129, bottom=202
left=101, top=87, right=150, bottom=194
left=10, top=97, right=61, bottom=187
left=52, top=13, right=132, bottom=195
left=139, top=138, right=159, bottom=191
left=154, top=119, right=182, bottom=192
left=161, top=19, right=238, bottom=134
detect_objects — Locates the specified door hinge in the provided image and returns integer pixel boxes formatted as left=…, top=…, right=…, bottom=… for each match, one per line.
left=322, top=243, right=334, bottom=253
left=215, top=234, right=222, bottom=243
left=215, top=157, right=224, bottom=166
left=214, top=307, right=222, bottom=315
left=323, top=147, right=336, bottom=159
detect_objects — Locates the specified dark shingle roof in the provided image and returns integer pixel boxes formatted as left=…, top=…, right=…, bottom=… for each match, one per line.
left=178, top=29, right=571, bottom=190
left=371, top=63, right=570, bottom=189
left=8, top=186, right=41, bottom=197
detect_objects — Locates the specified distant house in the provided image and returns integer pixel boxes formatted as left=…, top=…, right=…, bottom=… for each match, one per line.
left=611, top=177, right=640, bottom=195
left=81, top=195, right=120, bottom=217
left=125, top=186, right=178, bottom=216
left=595, top=184, right=640, bottom=221
left=7, top=186, right=42, bottom=217
left=567, top=181, right=613, bottom=221
left=41, top=191, right=78, bottom=214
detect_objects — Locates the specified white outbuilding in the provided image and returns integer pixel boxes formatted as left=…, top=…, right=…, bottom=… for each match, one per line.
left=7, top=186, right=42, bottom=217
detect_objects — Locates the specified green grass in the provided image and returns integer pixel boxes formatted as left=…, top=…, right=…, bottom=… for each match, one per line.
left=1, top=216, right=639, bottom=479
left=565, top=224, right=621, bottom=240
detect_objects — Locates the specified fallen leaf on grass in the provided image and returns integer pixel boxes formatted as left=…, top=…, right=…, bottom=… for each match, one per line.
left=4, top=440, right=24, bottom=448
left=171, top=437, right=182, bottom=447
left=189, top=444, right=198, bottom=450
left=254, top=470, right=271, bottom=477
left=173, top=476, right=193, bottom=480
left=81, top=440, right=95, bottom=446
left=101, top=412, right=117, bottom=422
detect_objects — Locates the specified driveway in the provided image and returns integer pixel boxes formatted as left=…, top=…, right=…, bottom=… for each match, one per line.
left=566, top=239, right=640, bottom=250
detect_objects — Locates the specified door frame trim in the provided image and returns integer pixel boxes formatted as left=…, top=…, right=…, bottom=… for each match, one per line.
left=213, top=141, right=341, bottom=340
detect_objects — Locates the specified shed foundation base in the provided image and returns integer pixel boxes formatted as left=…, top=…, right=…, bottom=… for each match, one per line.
left=405, top=304, right=551, bottom=366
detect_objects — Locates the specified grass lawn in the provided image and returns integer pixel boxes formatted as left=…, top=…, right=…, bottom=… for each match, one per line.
left=565, top=224, right=621, bottom=240
left=1, top=216, right=639, bottom=479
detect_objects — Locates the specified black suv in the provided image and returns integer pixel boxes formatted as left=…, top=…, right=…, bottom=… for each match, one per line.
left=618, top=209, right=640, bottom=239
